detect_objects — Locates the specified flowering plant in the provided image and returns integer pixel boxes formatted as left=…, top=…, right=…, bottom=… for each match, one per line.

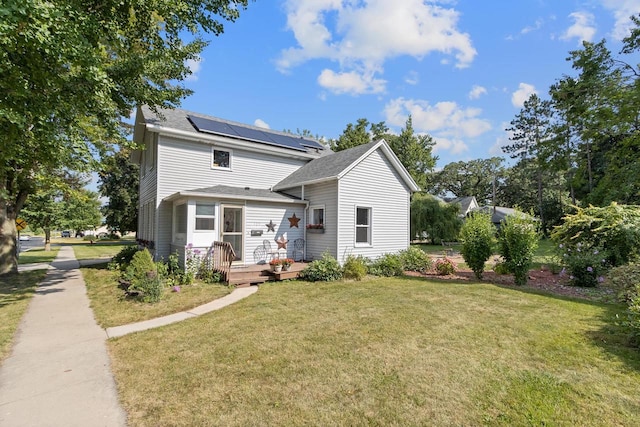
left=281, top=258, right=295, bottom=267
left=306, top=224, right=324, bottom=229
left=269, top=258, right=283, bottom=266
left=559, top=243, right=608, bottom=287
left=435, top=257, right=457, bottom=275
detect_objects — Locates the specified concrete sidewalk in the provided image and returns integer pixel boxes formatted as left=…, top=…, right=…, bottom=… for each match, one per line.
left=0, top=246, right=127, bottom=426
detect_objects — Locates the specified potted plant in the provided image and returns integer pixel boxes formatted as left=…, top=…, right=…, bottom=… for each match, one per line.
left=306, top=224, right=325, bottom=233
left=269, top=258, right=283, bottom=272
left=281, top=258, right=294, bottom=271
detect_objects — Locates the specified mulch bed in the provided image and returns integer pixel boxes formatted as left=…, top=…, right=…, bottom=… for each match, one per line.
left=407, top=255, right=617, bottom=303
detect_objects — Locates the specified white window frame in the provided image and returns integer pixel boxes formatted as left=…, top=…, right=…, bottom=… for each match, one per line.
left=211, top=147, right=232, bottom=170
left=355, top=206, right=372, bottom=246
left=309, top=205, right=325, bottom=228
left=194, top=203, right=216, bottom=232
left=174, top=203, right=188, bottom=238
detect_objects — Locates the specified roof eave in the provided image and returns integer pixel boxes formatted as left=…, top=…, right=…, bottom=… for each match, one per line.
left=272, top=176, right=339, bottom=191
left=163, top=191, right=308, bottom=205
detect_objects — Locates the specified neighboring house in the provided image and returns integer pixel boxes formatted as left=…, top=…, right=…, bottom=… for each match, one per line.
left=474, top=205, right=530, bottom=227
left=447, top=196, right=479, bottom=217
left=132, top=106, right=419, bottom=267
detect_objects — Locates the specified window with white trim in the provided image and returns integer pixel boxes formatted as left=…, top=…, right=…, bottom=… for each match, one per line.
left=355, top=207, right=371, bottom=245
left=212, top=148, right=231, bottom=169
left=309, top=205, right=325, bottom=228
left=195, top=203, right=215, bottom=231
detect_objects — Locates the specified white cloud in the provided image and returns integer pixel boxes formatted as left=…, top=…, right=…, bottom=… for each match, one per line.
left=317, top=69, right=386, bottom=95
left=278, top=0, right=476, bottom=95
left=468, top=85, right=487, bottom=100
left=511, top=83, right=537, bottom=108
left=383, top=97, right=491, bottom=155
left=489, top=123, right=514, bottom=156
left=405, top=71, right=419, bottom=85
left=254, top=119, right=270, bottom=129
left=600, top=0, right=640, bottom=40
left=521, top=18, right=544, bottom=34
left=561, top=11, right=597, bottom=43
left=185, top=56, right=203, bottom=82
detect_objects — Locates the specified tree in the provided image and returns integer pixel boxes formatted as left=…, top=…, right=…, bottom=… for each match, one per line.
left=386, top=116, right=438, bottom=190
left=410, top=193, right=461, bottom=244
left=429, top=157, right=504, bottom=204
left=0, top=0, right=250, bottom=274
left=60, top=189, right=102, bottom=236
left=330, top=118, right=388, bottom=151
left=99, top=150, right=139, bottom=235
left=20, top=188, right=64, bottom=251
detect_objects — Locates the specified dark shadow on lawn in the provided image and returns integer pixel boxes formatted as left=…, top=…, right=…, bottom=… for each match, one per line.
left=401, top=273, right=640, bottom=372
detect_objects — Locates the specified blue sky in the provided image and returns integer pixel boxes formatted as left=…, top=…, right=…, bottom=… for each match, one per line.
left=172, top=0, right=638, bottom=168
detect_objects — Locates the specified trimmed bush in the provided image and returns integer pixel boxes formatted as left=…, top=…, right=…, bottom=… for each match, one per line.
left=125, top=249, right=163, bottom=302
left=300, top=253, right=343, bottom=282
left=459, top=212, right=496, bottom=279
left=497, top=212, right=539, bottom=286
left=399, top=246, right=433, bottom=273
left=368, top=253, right=404, bottom=277
left=343, top=255, right=368, bottom=281
left=435, top=257, right=457, bottom=275
left=108, top=245, right=139, bottom=271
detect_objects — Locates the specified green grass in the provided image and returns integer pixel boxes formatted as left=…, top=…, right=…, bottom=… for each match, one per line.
left=17, top=248, right=59, bottom=265
left=107, top=277, right=640, bottom=426
left=73, top=242, right=135, bottom=261
left=82, top=265, right=232, bottom=328
left=0, top=270, right=48, bottom=361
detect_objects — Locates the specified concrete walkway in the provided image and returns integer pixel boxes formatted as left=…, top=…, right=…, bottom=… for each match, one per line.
left=0, top=246, right=127, bottom=426
left=2, top=246, right=259, bottom=426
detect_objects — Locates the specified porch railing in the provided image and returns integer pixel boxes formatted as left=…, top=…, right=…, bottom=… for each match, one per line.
left=206, top=241, right=236, bottom=283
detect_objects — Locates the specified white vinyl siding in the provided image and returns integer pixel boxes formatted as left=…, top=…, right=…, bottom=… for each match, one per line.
left=303, top=181, right=338, bottom=260
left=337, top=148, right=411, bottom=262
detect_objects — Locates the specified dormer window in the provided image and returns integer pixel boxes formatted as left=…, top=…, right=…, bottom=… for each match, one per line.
left=212, top=148, right=231, bottom=169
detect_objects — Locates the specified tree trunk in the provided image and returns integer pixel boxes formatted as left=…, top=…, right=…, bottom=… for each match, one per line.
left=537, top=168, right=544, bottom=229
left=44, top=228, right=51, bottom=251
left=0, top=208, right=18, bottom=275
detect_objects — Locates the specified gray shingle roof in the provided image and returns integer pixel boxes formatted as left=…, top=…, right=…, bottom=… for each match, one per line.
left=139, top=106, right=327, bottom=156
left=164, top=185, right=303, bottom=203
left=273, top=140, right=380, bottom=190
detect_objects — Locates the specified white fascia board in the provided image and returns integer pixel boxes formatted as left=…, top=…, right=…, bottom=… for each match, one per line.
left=273, top=176, right=339, bottom=191
left=164, top=191, right=308, bottom=205
left=145, top=123, right=321, bottom=161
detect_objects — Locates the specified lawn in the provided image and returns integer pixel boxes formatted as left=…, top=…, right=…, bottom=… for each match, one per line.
left=17, top=248, right=59, bottom=265
left=108, top=277, right=640, bottom=426
left=82, top=265, right=232, bottom=328
left=0, top=270, right=48, bottom=361
left=73, top=241, right=135, bottom=261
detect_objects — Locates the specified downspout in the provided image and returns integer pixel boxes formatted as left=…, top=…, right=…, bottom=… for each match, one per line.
left=302, top=185, right=306, bottom=261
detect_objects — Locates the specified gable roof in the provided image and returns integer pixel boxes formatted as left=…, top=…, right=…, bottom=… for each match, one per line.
left=135, top=106, right=328, bottom=159
left=273, top=139, right=420, bottom=192
left=448, top=196, right=478, bottom=214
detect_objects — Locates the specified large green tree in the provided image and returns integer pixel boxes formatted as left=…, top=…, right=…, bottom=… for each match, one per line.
left=0, top=0, right=249, bottom=274
left=99, top=150, right=139, bottom=235
left=410, top=193, right=461, bottom=244
left=429, top=157, right=504, bottom=205
left=330, top=118, right=388, bottom=152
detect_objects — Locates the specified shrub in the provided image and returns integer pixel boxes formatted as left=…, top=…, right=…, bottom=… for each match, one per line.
left=300, top=253, right=343, bottom=282
left=399, top=246, right=433, bottom=273
left=493, top=262, right=510, bottom=275
left=83, top=234, right=96, bottom=243
left=552, top=202, right=640, bottom=267
left=368, top=253, right=404, bottom=277
left=561, top=245, right=608, bottom=287
left=435, top=257, right=457, bottom=275
left=497, top=212, right=539, bottom=286
left=108, top=245, right=139, bottom=271
left=124, top=249, right=163, bottom=302
left=459, top=212, right=496, bottom=279
left=343, top=255, right=368, bottom=280
left=607, top=263, right=640, bottom=304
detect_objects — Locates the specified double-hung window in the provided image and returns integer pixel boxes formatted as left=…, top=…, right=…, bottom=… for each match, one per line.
left=355, top=207, right=371, bottom=245
left=195, top=204, right=216, bottom=231
left=309, top=206, right=325, bottom=229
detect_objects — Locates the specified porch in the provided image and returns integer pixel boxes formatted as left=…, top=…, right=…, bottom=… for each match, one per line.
left=227, top=261, right=308, bottom=286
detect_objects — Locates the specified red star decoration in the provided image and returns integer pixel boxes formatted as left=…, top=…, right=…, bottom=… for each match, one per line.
left=288, top=213, right=300, bottom=228
left=276, top=235, right=288, bottom=250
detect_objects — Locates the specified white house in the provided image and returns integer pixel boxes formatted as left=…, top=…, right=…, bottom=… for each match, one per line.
left=132, top=106, right=419, bottom=267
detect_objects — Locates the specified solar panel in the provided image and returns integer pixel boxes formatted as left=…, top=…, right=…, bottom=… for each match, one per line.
left=188, top=115, right=238, bottom=138
left=187, top=114, right=324, bottom=152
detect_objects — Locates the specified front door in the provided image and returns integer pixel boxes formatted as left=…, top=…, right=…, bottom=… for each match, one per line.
left=221, top=205, right=243, bottom=262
